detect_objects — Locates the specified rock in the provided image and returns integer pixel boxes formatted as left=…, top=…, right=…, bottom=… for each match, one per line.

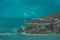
left=17, top=12, right=60, bottom=34
left=17, top=29, right=24, bottom=32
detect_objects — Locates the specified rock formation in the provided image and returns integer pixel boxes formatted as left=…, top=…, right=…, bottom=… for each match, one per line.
left=17, top=12, right=60, bottom=34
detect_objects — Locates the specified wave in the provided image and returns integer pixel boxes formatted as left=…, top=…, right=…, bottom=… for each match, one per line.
left=15, top=26, right=50, bottom=36
left=13, top=26, right=60, bottom=36
left=0, top=33, right=16, bottom=35
left=20, top=32, right=49, bottom=36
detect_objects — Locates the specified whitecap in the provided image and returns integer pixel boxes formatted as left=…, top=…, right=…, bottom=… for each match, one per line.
left=20, top=32, right=49, bottom=36
left=16, top=26, right=49, bottom=36
left=0, top=33, right=16, bottom=35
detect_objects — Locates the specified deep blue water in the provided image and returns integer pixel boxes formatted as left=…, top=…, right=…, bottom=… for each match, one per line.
left=0, top=0, right=60, bottom=40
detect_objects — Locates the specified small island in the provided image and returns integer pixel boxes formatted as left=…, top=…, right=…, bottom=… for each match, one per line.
left=17, top=12, right=60, bottom=34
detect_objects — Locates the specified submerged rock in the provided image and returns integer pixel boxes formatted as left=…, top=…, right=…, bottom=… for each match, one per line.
left=17, top=29, right=24, bottom=32
left=17, top=12, right=60, bottom=34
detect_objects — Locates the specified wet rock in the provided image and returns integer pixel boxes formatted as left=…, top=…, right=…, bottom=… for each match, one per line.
left=17, top=12, right=60, bottom=34
left=17, top=29, right=24, bottom=32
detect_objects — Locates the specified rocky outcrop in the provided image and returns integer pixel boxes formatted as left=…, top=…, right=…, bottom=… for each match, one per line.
left=17, top=12, right=60, bottom=34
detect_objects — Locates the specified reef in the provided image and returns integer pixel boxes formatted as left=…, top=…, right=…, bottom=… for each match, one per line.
left=17, top=12, right=60, bottom=34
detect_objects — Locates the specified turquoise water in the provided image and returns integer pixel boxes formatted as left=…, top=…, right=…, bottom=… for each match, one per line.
left=0, top=0, right=60, bottom=18
left=0, top=18, right=60, bottom=40
left=0, top=34, right=60, bottom=40
left=0, top=0, right=60, bottom=40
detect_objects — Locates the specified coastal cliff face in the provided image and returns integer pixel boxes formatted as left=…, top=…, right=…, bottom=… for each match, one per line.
left=17, top=12, right=60, bottom=34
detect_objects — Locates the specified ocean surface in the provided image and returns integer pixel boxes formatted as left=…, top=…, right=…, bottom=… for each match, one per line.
left=0, top=0, right=60, bottom=40
left=0, top=18, right=60, bottom=40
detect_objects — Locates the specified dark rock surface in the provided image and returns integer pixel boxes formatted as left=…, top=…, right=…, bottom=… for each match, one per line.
left=17, top=12, right=60, bottom=34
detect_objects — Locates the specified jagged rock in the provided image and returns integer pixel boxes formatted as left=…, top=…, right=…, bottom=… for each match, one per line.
left=17, top=29, right=24, bottom=32
left=17, top=12, right=60, bottom=34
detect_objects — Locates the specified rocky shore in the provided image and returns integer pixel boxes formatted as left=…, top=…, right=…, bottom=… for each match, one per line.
left=17, top=12, right=60, bottom=34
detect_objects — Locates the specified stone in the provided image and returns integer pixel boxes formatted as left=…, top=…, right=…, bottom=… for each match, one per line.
left=17, top=12, right=60, bottom=34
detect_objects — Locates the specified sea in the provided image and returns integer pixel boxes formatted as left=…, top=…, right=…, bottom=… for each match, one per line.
left=0, top=0, right=60, bottom=40
left=0, top=18, right=60, bottom=40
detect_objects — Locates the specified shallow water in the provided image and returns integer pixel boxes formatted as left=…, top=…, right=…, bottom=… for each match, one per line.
left=0, top=33, right=60, bottom=40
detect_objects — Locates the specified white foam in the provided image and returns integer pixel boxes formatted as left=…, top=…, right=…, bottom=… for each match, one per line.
left=16, top=26, right=49, bottom=36
left=0, top=33, right=16, bottom=35
left=20, top=32, right=49, bottom=36
left=12, top=25, right=25, bottom=33
left=20, top=25, right=24, bottom=28
left=24, top=13, right=28, bottom=17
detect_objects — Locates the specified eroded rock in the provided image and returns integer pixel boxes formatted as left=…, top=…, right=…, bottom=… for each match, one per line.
left=17, top=12, right=60, bottom=34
